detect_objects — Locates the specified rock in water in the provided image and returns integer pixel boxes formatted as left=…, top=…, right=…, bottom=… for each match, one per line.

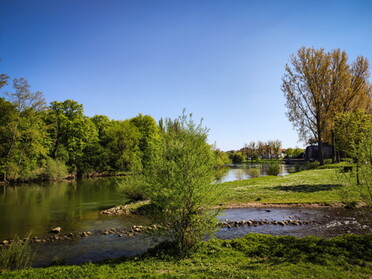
left=51, top=227, right=62, bottom=233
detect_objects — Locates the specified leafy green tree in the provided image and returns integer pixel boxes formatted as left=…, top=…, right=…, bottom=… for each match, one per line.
left=143, top=113, right=221, bottom=256
left=335, top=110, right=372, bottom=185
left=0, top=98, right=16, bottom=181
left=105, top=120, right=142, bottom=173
left=91, top=114, right=111, bottom=140
left=1, top=78, right=50, bottom=181
left=214, top=149, right=230, bottom=168
left=213, top=149, right=230, bottom=181
left=130, top=114, right=159, bottom=168
left=285, top=147, right=304, bottom=158
left=46, top=100, right=98, bottom=175
left=229, top=152, right=244, bottom=164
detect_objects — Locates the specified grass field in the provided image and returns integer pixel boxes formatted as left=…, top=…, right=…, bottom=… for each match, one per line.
left=1, top=233, right=371, bottom=278
left=220, top=168, right=362, bottom=205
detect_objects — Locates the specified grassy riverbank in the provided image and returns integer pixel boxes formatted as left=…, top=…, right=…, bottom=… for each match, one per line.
left=220, top=168, right=361, bottom=206
left=105, top=167, right=362, bottom=216
left=1, top=233, right=371, bottom=278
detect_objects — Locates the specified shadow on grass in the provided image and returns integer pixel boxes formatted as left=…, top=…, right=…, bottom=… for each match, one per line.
left=271, top=184, right=343, bottom=193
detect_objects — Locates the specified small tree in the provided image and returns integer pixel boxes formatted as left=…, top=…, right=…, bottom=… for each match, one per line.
left=143, top=112, right=221, bottom=256
left=335, top=111, right=372, bottom=185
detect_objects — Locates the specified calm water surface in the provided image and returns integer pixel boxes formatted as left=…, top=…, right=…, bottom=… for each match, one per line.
left=0, top=179, right=121, bottom=240
left=220, top=162, right=307, bottom=182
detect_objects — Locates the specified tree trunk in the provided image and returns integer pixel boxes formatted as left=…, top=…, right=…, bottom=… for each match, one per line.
left=331, top=131, right=337, bottom=163
left=356, top=163, right=360, bottom=185
left=318, top=139, right=325, bottom=165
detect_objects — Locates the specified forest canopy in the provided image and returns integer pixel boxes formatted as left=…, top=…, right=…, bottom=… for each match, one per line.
left=0, top=76, right=201, bottom=182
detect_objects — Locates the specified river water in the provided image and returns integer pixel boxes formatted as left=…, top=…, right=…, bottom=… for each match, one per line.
left=0, top=165, right=371, bottom=267
left=219, top=162, right=306, bottom=182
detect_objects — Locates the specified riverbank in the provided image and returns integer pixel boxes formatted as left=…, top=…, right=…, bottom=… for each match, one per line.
left=102, top=168, right=364, bottom=217
left=220, top=168, right=363, bottom=206
left=2, top=233, right=371, bottom=278
left=0, top=171, right=133, bottom=185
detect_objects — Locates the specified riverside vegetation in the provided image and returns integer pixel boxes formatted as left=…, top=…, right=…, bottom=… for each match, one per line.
left=1, top=233, right=371, bottom=278
left=0, top=78, right=229, bottom=183
left=1, top=46, right=371, bottom=277
left=1, top=160, right=371, bottom=276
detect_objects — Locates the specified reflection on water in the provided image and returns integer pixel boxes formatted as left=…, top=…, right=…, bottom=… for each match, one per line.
left=0, top=179, right=122, bottom=240
left=0, top=164, right=303, bottom=240
left=219, top=163, right=306, bottom=183
left=32, top=216, right=157, bottom=267
left=29, top=207, right=371, bottom=267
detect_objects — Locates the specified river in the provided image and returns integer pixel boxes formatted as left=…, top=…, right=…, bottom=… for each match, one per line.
left=0, top=164, right=371, bottom=267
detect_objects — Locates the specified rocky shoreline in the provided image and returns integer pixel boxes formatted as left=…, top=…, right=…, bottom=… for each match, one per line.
left=220, top=202, right=349, bottom=209
left=0, top=217, right=314, bottom=248
left=0, top=224, right=159, bottom=248
left=99, top=201, right=350, bottom=217
left=100, top=200, right=150, bottom=216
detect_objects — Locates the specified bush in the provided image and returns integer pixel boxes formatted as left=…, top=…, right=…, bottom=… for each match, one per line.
left=230, top=152, right=245, bottom=164
left=295, top=164, right=302, bottom=172
left=306, top=161, right=320, bottom=169
left=248, top=168, right=260, bottom=178
left=143, top=113, right=221, bottom=256
left=43, top=157, right=68, bottom=181
left=267, top=163, right=280, bottom=176
left=116, top=176, right=147, bottom=204
left=0, top=234, right=34, bottom=271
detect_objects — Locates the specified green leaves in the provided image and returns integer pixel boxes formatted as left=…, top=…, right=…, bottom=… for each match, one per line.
left=143, top=113, right=222, bottom=256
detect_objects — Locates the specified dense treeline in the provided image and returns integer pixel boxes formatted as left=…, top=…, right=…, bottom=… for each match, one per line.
left=227, top=140, right=284, bottom=164
left=0, top=77, right=227, bottom=182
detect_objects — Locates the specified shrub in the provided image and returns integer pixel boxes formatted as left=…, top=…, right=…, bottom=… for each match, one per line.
left=267, top=163, right=280, bottom=176
left=248, top=168, right=260, bottom=178
left=143, top=113, right=221, bottom=256
left=295, top=164, right=302, bottom=172
left=306, top=161, right=320, bottom=169
left=0, top=234, right=34, bottom=271
left=116, top=176, right=147, bottom=204
left=230, top=152, right=245, bottom=164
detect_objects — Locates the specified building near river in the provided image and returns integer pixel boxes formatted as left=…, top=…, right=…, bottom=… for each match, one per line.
left=305, top=144, right=333, bottom=162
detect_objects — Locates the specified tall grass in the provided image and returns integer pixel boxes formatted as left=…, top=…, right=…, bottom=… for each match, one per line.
left=0, top=234, right=34, bottom=271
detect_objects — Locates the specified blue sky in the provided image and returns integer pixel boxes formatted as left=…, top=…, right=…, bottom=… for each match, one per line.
left=1, top=0, right=371, bottom=150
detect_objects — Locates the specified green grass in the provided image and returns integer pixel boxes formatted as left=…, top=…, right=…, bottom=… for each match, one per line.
left=220, top=168, right=361, bottom=205
left=0, top=234, right=34, bottom=272
left=1, top=234, right=371, bottom=278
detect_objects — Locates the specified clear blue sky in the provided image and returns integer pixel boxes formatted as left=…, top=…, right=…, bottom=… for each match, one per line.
left=1, top=0, right=371, bottom=150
